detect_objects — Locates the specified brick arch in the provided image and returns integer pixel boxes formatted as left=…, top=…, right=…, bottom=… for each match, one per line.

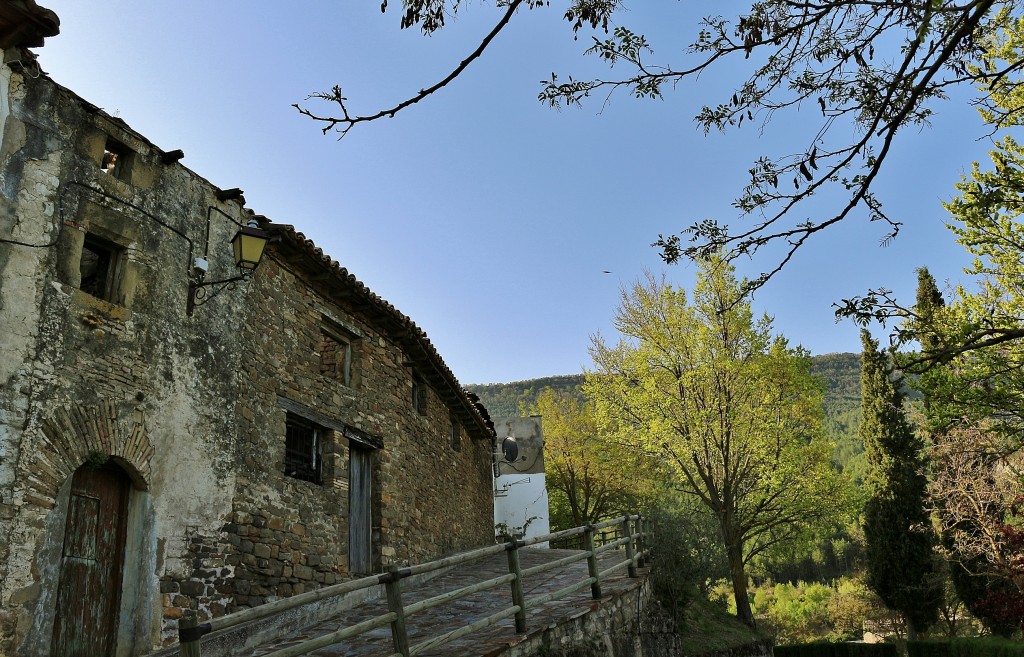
left=22, top=399, right=152, bottom=509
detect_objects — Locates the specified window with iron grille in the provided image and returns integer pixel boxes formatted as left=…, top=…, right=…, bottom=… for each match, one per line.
left=284, top=414, right=322, bottom=484
left=412, top=372, right=429, bottom=416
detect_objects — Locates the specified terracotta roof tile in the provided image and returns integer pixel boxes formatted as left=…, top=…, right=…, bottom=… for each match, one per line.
left=265, top=222, right=495, bottom=440
left=0, top=1, right=59, bottom=49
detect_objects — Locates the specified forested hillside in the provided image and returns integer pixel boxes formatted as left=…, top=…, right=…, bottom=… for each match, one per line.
left=467, top=352, right=865, bottom=476
left=812, top=353, right=866, bottom=480
left=467, top=374, right=585, bottom=418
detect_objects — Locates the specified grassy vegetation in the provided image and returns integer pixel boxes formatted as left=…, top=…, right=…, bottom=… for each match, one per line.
left=672, top=597, right=771, bottom=655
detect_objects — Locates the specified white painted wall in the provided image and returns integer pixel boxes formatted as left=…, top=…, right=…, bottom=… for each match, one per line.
left=492, top=416, right=550, bottom=542
left=493, top=472, right=551, bottom=542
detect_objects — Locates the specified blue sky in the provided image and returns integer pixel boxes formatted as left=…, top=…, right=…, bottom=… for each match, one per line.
left=34, top=1, right=993, bottom=384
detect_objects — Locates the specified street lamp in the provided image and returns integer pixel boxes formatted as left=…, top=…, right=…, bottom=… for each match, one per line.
left=230, top=222, right=269, bottom=271
left=188, top=215, right=269, bottom=316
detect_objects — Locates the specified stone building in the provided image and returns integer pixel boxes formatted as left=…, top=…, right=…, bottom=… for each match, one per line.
left=0, top=10, right=495, bottom=656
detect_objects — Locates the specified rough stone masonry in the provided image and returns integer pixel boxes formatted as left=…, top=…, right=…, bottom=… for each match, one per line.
left=0, top=8, right=496, bottom=655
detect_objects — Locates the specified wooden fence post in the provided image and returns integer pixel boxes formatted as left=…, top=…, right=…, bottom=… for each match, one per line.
left=636, top=515, right=647, bottom=568
left=623, top=517, right=638, bottom=578
left=384, top=564, right=410, bottom=657
left=584, top=524, right=602, bottom=599
left=505, top=539, right=528, bottom=633
left=179, top=611, right=202, bottom=657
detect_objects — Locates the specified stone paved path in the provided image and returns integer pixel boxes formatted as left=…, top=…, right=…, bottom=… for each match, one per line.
left=245, top=547, right=647, bottom=657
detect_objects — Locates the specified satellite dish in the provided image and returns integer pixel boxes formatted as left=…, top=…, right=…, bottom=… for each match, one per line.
left=501, top=436, right=519, bottom=463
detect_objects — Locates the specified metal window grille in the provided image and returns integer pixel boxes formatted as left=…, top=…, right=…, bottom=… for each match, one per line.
left=412, top=375, right=427, bottom=415
left=284, top=415, right=321, bottom=484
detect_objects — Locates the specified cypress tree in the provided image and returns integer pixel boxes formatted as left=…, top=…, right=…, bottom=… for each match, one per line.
left=860, top=329, right=940, bottom=639
left=915, top=267, right=944, bottom=357
left=914, top=267, right=948, bottom=421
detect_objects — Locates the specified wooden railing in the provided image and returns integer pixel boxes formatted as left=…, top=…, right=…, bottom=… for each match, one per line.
left=178, top=514, right=650, bottom=657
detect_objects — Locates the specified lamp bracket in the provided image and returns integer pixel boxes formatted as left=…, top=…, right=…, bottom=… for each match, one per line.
left=187, top=271, right=251, bottom=316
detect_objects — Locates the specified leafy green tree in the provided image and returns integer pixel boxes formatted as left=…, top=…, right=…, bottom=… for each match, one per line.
left=915, top=268, right=946, bottom=353
left=586, top=259, right=852, bottom=628
left=746, top=577, right=890, bottom=645
left=859, top=330, right=941, bottom=639
left=527, top=387, right=660, bottom=529
left=828, top=577, right=885, bottom=642
left=756, top=581, right=835, bottom=645
left=302, top=1, right=1021, bottom=288
left=914, top=267, right=948, bottom=427
left=919, top=136, right=1024, bottom=442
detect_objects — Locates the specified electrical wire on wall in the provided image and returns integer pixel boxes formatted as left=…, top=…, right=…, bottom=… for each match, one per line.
left=0, top=181, right=194, bottom=275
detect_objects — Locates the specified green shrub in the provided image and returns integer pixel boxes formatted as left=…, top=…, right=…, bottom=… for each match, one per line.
left=907, top=641, right=952, bottom=657
left=908, top=638, right=1024, bottom=657
left=647, top=503, right=728, bottom=622
left=775, top=642, right=898, bottom=657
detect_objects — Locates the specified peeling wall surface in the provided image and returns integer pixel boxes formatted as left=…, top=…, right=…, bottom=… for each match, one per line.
left=0, top=45, right=495, bottom=657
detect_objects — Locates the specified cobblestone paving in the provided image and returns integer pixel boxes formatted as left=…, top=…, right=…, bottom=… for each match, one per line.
left=246, top=548, right=647, bottom=657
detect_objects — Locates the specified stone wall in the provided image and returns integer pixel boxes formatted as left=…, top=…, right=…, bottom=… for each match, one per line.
left=0, top=45, right=495, bottom=657
left=0, top=48, right=246, bottom=656
left=506, top=580, right=774, bottom=657
left=500, top=576, right=654, bottom=657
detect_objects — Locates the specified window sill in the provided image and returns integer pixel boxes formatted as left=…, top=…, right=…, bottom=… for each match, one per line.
left=69, top=288, right=132, bottom=322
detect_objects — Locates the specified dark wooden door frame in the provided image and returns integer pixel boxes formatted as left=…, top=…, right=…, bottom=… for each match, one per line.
left=51, top=463, right=130, bottom=657
left=348, top=445, right=372, bottom=574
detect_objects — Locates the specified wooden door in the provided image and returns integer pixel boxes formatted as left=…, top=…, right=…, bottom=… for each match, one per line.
left=52, top=464, right=130, bottom=657
left=348, top=446, right=372, bottom=574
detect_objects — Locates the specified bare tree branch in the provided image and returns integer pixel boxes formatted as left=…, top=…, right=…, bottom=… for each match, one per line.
left=294, top=0, right=527, bottom=139
left=302, top=0, right=1013, bottom=297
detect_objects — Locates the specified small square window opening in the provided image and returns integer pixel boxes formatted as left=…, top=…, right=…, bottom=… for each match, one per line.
left=79, top=234, right=123, bottom=303
left=100, top=137, right=133, bottom=181
left=285, top=414, right=322, bottom=485
left=319, top=330, right=352, bottom=386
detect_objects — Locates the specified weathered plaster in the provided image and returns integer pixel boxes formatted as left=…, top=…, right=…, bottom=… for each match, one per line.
left=0, top=39, right=495, bottom=657
left=118, top=490, right=157, bottom=657
left=15, top=474, right=68, bottom=657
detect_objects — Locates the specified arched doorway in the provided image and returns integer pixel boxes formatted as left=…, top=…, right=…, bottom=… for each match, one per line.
left=51, top=462, right=130, bottom=657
